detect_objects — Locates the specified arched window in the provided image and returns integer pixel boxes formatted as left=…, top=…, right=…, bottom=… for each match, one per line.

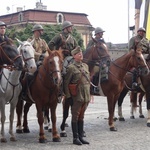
left=18, top=12, right=23, bottom=22
left=56, top=13, right=64, bottom=24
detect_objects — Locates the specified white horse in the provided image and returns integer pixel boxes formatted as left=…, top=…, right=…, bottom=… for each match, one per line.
left=0, top=39, right=37, bottom=142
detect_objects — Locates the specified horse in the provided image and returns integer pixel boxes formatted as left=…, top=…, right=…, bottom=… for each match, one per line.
left=117, top=58, right=150, bottom=123
left=0, top=37, right=23, bottom=69
left=83, top=38, right=149, bottom=131
left=0, top=39, right=37, bottom=143
left=16, top=50, right=63, bottom=143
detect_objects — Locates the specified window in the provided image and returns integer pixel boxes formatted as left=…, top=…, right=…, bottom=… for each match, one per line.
left=56, top=13, right=64, bottom=24
left=18, top=12, right=23, bottom=22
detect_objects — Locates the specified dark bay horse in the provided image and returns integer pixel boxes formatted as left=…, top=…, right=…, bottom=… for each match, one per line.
left=0, top=37, right=23, bottom=69
left=16, top=50, right=63, bottom=143
left=83, top=39, right=149, bottom=131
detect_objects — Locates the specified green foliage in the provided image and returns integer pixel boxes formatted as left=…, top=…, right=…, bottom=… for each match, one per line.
left=6, top=24, right=84, bottom=48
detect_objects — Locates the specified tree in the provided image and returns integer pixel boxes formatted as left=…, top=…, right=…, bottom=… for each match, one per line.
left=6, top=24, right=84, bottom=49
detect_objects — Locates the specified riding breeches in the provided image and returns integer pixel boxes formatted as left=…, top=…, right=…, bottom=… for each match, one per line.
left=71, top=100, right=89, bottom=122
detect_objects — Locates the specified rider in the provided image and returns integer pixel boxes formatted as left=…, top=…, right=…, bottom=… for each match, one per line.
left=21, top=24, right=49, bottom=99
left=86, top=27, right=110, bottom=94
left=48, top=20, right=78, bottom=57
left=0, top=21, right=10, bottom=43
left=128, top=27, right=146, bottom=90
left=86, top=27, right=105, bottom=49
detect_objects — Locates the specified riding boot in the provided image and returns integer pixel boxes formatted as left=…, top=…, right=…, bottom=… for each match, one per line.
left=78, top=121, right=89, bottom=144
left=21, top=73, right=34, bottom=99
left=71, top=122, right=82, bottom=145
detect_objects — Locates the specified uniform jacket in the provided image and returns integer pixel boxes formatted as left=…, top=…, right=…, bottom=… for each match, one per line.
left=128, top=35, right=143, bottom=51
left=28, top=36, right=49, bottom=61
left=64, top=61, right=91, bottom=102
left=48, top=31, right=77, bottom=54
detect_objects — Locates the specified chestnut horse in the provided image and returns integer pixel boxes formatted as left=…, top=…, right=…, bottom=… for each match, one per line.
left=117, top=58, right=150, bottom=127
left=83, top=39, right=149, bottom=131
left=16, top=50, right=63, bottom=143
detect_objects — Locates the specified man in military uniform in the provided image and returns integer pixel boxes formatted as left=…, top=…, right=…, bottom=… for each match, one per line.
left=86, top=27, right=105, bottom=49
left=28, top=24, right=49, bottom=63
left=64, top=46, right=90, bottom=145
left=48, top=20, right=78, bottom=57
left=128, top=27, right=146, bottom=90
left=86, top=27, right=110, bottom=94
left=0, top=21, right=10, bottom=43
left=21, top=24, right=49, bottom=99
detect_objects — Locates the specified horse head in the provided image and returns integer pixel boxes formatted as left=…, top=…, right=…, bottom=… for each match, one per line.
left=130, top=45, right=149, bottom=76
left=0, top=38, right=23, bottom=71
left=16, top=38, right=37, bottom=74
left=42, top=49, right=63, bottom=86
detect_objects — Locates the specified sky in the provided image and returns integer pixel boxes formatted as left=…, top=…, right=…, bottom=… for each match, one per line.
left=0, top=0, right=137, bottom=44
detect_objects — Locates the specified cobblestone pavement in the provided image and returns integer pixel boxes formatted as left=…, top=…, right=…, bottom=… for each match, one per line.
left=0, top=95, right=150, bottom=150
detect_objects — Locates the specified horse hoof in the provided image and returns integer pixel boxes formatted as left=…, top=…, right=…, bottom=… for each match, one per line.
left=16, top=129, right=23, bottom=133
left=39, top=138, right=47, bottom=143
left=110, top=127, right=117, bottom=131
left=44, top=126, right=48, bottom=130
left=119, top=117, right=125, bottom=121
left=48, top=128, right=52, bottom=132
left=10, top=137, right=17, bottom=142
left=23, top=128, right=30, bottom=133
left=113, top=117, right=118, bottom=121
left=1, top=138, right=7, bottom=143
left=53, top=137, right=61, bottom=142
left=147, top=123, right=150, bottom=127
left=130, top=116, right=135, bottom=119
left=65, top=123, right=69, bottom=127
left=139, top=115, right=145, bottom=118
left=60, top=132, right=67, bottom=137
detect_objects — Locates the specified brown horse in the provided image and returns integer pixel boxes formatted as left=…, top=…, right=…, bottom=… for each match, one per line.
left=83, top=39, right=149, bottom=131
left=16, top=50, right=63, bottom=143
left=117, top=58, right=150, bottom=127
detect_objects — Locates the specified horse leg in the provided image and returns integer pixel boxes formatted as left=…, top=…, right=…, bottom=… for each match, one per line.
left=107, top=95, right=117, bottom=131
left=130, top=92, right=137, bottom=119
left=50, top=107, right=61, bottom=142
left=22, top=102, right=32, bottom=133
left=9, top=102, right=17, bottom=141
left=16, top=99, right=24, bottom=133
left=139, top=92, right=145, bottom=118
left=117, top=87, right=128, bottom=121
left=145, top=93, right=150, bottom=127
left=0, top=102, right=7, bottom=142
left=36, top=105, right=47, bottom=143
left=60, top=98, right=70, bottom=137
left=43, top=108, right=51, bottom=132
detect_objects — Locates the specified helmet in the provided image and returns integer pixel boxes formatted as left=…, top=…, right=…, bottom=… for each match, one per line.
left=32, top=24, right=44, bottom=32
left=0, top=21, right=6, bottom=27
left=62, top=21, right=73, bottom=30
left=94, top=27, right=105, bottom=35
left=137, top=27, right=146, bottom=33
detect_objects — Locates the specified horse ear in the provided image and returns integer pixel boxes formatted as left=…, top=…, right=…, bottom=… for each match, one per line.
left=15, top=38, right=24, bottom=45
left=30, top=39, right=34, bottom=46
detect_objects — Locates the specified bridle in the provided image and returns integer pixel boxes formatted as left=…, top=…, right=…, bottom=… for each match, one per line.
left=0, top=42, right=22, bottom=70
left=38, top=57, right=62, bottom=89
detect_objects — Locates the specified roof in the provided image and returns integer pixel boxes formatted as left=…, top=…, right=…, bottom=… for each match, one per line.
left=0, top=9, right=92, bottom=26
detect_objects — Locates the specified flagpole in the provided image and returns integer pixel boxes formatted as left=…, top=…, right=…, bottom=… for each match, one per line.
left=128, top=0, right=130, bottom=42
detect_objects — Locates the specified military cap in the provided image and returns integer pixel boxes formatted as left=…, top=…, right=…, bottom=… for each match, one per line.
left=94, top=27, right=105, bottom=35
left=32, top=24, right=44, bottom=32
left=0, top=21, right=6, bottom=27
left=71, top=46, right=82, bottom=56
left=137, top=27, right=146, bottom=33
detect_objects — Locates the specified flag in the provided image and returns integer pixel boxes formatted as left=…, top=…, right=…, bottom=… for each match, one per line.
left=135, top=0, right=143, bottom=9
left=143, top=0, right=150, bottom=39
